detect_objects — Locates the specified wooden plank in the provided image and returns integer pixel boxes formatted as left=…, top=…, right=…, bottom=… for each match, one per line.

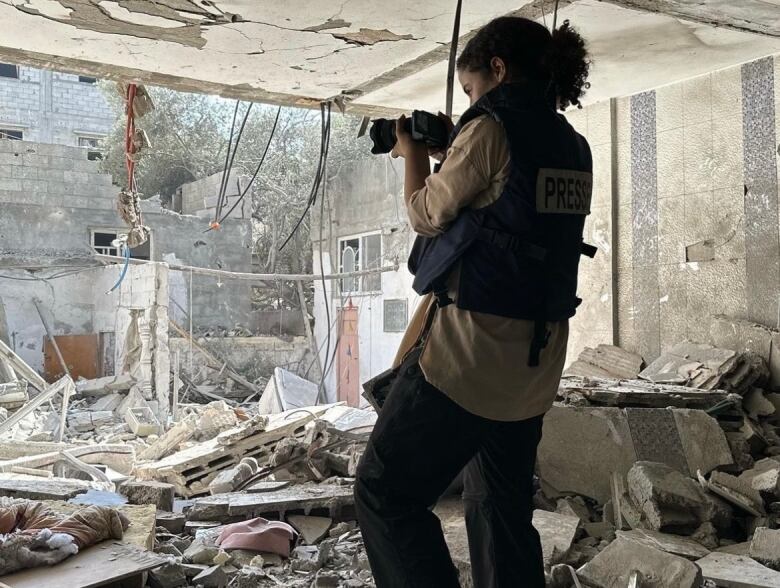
left=1, top=542, right=165, bottom=588
left=0, top=339, right=47, bottom=391
left=0, top=376, right=72, bottom=436
left=0, top=444, right=134, bottom=475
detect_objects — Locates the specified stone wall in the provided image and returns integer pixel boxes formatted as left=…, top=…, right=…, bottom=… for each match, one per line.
left=178, top=170, right=251, bottom=220
left=0, top=66, right=113, bottom=145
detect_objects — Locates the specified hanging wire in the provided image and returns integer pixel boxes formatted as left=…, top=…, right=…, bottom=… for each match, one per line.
left=214, top=105, right=283, bottom=226
left=213, top=100, right=240, bottom=227
left=214, top=102, right=254, bottom=225
left=108, top=243, right=131, bottom=293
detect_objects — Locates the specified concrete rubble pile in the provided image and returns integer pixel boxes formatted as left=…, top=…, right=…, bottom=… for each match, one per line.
left=539, top=318, right=780, bottom=587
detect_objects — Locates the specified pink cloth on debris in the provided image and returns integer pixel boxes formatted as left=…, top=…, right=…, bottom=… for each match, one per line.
left=215, top=517, right=296, bottom=557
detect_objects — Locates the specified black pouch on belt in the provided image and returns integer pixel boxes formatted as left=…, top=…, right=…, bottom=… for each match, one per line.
left=361, top=346, right=423, bottom=412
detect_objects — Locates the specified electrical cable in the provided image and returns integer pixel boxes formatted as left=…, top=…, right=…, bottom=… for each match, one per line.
left=108, top=245, right=131, bottom=293
left=445, top=0, right=464, bottom=118
left=213, top=100, right=240, bottom=227
left=278, top=102, right=331, bottom=252
left=215, top=102, right=254, bottom=224
left=552, top=0, right=561, bottom=30
left=215, top=106, right=282, bottom=225
left=313, top=102, right=333, bottom=405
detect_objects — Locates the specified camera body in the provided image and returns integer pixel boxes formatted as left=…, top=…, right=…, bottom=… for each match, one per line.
left=369, top=110, right=450, bottom=155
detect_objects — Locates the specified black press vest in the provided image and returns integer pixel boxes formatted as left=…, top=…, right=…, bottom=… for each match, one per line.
left=407, top=82, right=594, bottom=363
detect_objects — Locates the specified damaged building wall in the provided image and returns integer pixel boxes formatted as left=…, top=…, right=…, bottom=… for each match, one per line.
left=0, top=65, right=113, bottom=146
left=0, top=139, right=254, bottom=333
left=568, top=53, right=780, bottom=365
left=312, top=155, right=412, bottom=404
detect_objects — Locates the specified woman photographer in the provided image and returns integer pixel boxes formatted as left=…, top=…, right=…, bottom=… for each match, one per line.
left=355, top=16, right=592, bottom=588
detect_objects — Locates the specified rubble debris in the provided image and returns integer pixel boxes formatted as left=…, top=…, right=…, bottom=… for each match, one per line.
left=705, top=470, right=766, bottom=516
left=616, top=528, right=710, bottom=560
left=578, top=535, right=703, bottom=588
left=258, top=367, right=319, bottom=415
left=565, top=344, right=643, bottom=379
left=749, top=527, right=780, bottom=570
left=0, top=476, right=93, bottom=501
left=288, top=514, right=333, bottom=544
left=697, top=551, right=780, bottom=588
left=149, top=562, right=188, bottom=588
left=627, top=461, right=711, bottom=533
left=538, top=406, right=732, bottom=503
left=75, top=374, right=135, bottom=397
left=208, top=457, right=258, bottom=495
left=68, top=410, right=114, bottom=432
left=138, top=414, right=197, bottom=461
left=739, top=458, right=780, bottom=500
left=120, top=480, right=175, bottom=511
left=125, top=405, right=161, bottom=436
left=192, top=564, right=228, bottom=587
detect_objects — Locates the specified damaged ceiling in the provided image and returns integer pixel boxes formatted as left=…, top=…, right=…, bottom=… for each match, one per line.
left=0, top=0, right=779, bottom=114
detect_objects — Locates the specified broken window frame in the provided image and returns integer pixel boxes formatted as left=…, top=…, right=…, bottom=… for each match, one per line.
left=90, top=228, right=152, bottom=261
left=337, top=231, right=382, bottom=295
left=0, top=63, right=19, bottom=79
left=0, top=128, right=23, bottom=140
left=77, top=134, right=105, bottom=160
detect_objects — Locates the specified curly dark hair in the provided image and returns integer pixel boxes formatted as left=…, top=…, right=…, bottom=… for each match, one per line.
left=456, top=16, right=591, bottom=110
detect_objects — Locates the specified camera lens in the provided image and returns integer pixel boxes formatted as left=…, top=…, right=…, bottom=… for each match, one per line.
left=369, top=119, right=398, bottom=154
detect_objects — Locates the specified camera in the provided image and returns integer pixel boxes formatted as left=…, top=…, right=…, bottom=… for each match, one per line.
left=369, top=110, right=450, bottom=155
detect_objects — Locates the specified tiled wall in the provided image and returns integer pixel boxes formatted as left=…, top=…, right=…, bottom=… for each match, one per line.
left=567, top=54, right=780, bottom=365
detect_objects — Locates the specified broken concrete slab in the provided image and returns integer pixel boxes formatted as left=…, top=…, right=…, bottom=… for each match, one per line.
left=246, top=480, right=292, bottom=494
left=120, top=480, right=175, bottom=511
left=558, top=377, right=729, bottom=409
left=538, top=406, right=732, bottom=503
left=710, top=314, right=780, bottom=387
left=0, top=476, right=92, bottom=500
left=75, top=373, right=135, bottom=397
left=564, top=344, right=644, bottom=379
left=749, top=527, right=780, bottom=571
left=87, top=392, right=122, bottom=412
left=706, top=470, right=766, bottom=516
left=258, top=368, right=318, bottom=415
left=149, top=562, right=187, bottom=588
left=628, top=461, right=711, bottom=533
left=739, top=458, right=780, bottom=500
left=192, top=564, right=228, bottom=588
left=533, top=510, right=581, bottom=565
left=187, top=483, right=354, bottom=522
left=716, top=542, right=752, bottom=556
left=157, top=511, right=186, bottom=534
left=555, top=496, right=592, bottom=523
left=743, top=388, right=776, bottom=419
left=639, top=342, right=739, bottom=389
left=616, top=529, right=710, bottom=560
left=579, top=535, right=702, bottom=588
left=208, top=458, right=258, bottom=495
left=288, top=514, right=332, bottom=545
left=697, top=552, right=780, bottom=588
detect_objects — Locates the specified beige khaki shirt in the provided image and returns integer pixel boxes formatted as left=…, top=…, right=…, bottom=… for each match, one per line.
left=394, top=115, right=568, bottom=422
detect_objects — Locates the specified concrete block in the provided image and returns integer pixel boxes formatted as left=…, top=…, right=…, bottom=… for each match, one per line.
left=627, top=461, right=711, bottom=533
left=579, top=536, right=702, bottom=588
left=698, top=551, right=780, bottom=587
left=148, top=562, right=187, bottom=588
left=192, top=565, right=228, bottom=588
left=617, top=528, right=710, bottom=560
left=120, top=480, right=175, bottom=511
left=749, top=527, right=780, bottom=571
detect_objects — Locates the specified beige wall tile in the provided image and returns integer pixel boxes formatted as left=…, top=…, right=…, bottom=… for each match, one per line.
left=616, top=204, right=633, bottom=270
left=658, top=263, right=688, bottom=352
left=713, top=186, right=746, bottom=261
left=565, top=107, right=588, bottom=138
left=588, top=99, right=611, bottom=146
left=616, top=270, right=636, bottom=352
left=616, top=96, right=631, bottom=145
left=712, top=65, right=743, bottom=119
left=657, top=128, right=685, bottom=198
left=656, top=82, right=683, bottom=132
left=684, top=190, right=715, bottom=248
left=711, top=114, right=744, bottom=191
left=616, top=140, right=631, bottom=206
left=591, top=143, right=612, bottom=209
left=685, top=258, right=747, bottom=341
left=683, top=73, right=712, bottom=127
left=658, top=196, right=686, bottom=265
left=684, top=120, right=714, bottom=194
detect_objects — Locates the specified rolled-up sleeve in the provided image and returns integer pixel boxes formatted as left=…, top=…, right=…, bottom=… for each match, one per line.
left=406, top=116, right=498, bottom=237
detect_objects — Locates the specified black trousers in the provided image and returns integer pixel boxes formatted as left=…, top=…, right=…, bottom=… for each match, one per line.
left=354, top=354, right=545, bottom=588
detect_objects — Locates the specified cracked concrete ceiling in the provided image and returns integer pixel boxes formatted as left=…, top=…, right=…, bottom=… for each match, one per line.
left=0, top=0, right=780, bottom=114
